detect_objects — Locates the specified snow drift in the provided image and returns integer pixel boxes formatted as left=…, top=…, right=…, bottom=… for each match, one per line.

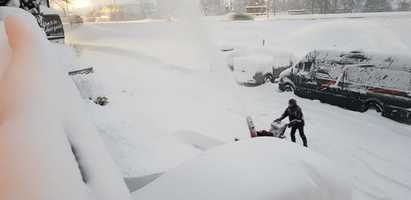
left=0, top=8, right=130, bottom=200
left=67, top=12, right=411, bottom=200
left=133, top=138, right=352, bottom=200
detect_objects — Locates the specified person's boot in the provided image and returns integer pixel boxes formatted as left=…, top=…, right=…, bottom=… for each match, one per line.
left=302, top=138, right=308, bottom=147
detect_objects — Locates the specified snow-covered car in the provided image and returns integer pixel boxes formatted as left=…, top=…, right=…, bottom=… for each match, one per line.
left=278, top=67, right=295, bottom=91
left=227, top=48, right=295, bottom=86
left=279, top=50, right=411, bottom=123
left=226, top=12, right=254, bottom=21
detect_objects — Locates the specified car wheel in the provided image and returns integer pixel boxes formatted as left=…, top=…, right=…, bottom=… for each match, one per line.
left=283, top=84, right=295, bottom=92
left=363, top=101, right=384, bottom=113
left=264, top=74, right=274, bottom=83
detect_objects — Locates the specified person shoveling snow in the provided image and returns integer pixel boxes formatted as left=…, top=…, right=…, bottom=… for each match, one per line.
left=275, top=98, right=308, bottom=147
left=246, top=99, right=309, bottom=147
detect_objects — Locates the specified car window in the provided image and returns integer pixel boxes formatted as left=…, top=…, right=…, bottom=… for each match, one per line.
left=297, top=62, right=303, bottom=70
left=346, top=54, right=368, bottom=61
left=315, top=68, right=332, bottom=80
left=304, top=62, right=312, bottom=72
left=345, top=67, right=410, bottom=91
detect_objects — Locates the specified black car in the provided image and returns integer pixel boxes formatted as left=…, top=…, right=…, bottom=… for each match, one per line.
left=279, top=50, right=411, bottom=123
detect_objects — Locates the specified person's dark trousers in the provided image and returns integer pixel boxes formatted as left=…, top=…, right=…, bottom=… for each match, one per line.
left=290, top=126, right=308, bottom=147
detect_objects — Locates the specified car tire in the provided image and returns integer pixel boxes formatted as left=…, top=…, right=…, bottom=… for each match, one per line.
left=264, top=74, right=274, bottom=83
left=283, top=84, right=295, bottom=92
left=363, top=101, right=384, bottom=113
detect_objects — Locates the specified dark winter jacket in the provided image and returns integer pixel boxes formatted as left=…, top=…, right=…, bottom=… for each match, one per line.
left=279, top=105, right=304, bottom=127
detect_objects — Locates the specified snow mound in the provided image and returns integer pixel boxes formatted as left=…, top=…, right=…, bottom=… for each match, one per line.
left=133, top=138, right=352, bottom=200
left=0, top=8, right=130, bottom=200
left=173, top=130, right=224, bottom=151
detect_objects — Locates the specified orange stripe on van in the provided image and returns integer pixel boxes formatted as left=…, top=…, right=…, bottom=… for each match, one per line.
left=368, top=88, right=402, bottom=95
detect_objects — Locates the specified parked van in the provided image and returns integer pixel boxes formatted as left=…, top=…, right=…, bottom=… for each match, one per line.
left=279, top=50, right=411, bottom=123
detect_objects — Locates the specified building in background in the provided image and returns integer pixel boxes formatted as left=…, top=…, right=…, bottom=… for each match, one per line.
left=245, top=0, right=268, bottom=15
left=230, top=0, right=248, bottom=12
left=141, top=0, right=158, bottom=17
left=84, top=2, right=146, bottom=22
left=201, top=0, right=227, bottom=15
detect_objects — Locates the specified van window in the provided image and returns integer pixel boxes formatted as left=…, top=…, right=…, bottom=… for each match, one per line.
left=345, top=54, right=368, bottom=61
left=345, top=67, right=411, bottom=91
left=296, top=62, right=303, bottom=70
left=304, top=62, right=312, bottom=72
left=315, top=69, right=332, bottom=80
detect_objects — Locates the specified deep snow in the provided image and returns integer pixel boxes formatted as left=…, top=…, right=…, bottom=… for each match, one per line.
left=133, top=138, right=352, bottom=200
left=0, top=8, right=130, bottom=200
left=64, top=11, right=411, bottom=200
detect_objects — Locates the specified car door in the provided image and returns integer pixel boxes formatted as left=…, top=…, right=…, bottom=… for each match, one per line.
left=292, top=61, right=315, bottom=98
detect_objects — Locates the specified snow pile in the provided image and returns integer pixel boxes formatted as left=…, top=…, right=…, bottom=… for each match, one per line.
left=69, top=49, right=242, bottom=177
left=65, top=0, right=244, bottom=177
left=0, top=8, right=130, bottom=200
left=133, top=138, right=351, bottom=200
left=66, top=12, right=411, bottom=200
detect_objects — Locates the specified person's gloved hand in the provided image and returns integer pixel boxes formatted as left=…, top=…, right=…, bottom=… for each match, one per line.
left=274, top=118, right=281, bottom=123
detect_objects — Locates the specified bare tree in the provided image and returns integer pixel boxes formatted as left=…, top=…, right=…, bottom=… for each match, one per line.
left=398, top=0, right=411, bottom=10
left=232, top=0, right=248, bottom=12
left=363, top=0, right=392, bottom=12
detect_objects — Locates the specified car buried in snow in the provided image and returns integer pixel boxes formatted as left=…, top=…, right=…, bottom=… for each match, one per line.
left=278, top=50, right=411, bottom=124
left=227, top=48, right=295, bottom=87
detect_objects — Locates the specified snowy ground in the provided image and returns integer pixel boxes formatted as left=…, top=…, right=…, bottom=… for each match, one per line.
left=64, top=12, right=411, bottom=200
